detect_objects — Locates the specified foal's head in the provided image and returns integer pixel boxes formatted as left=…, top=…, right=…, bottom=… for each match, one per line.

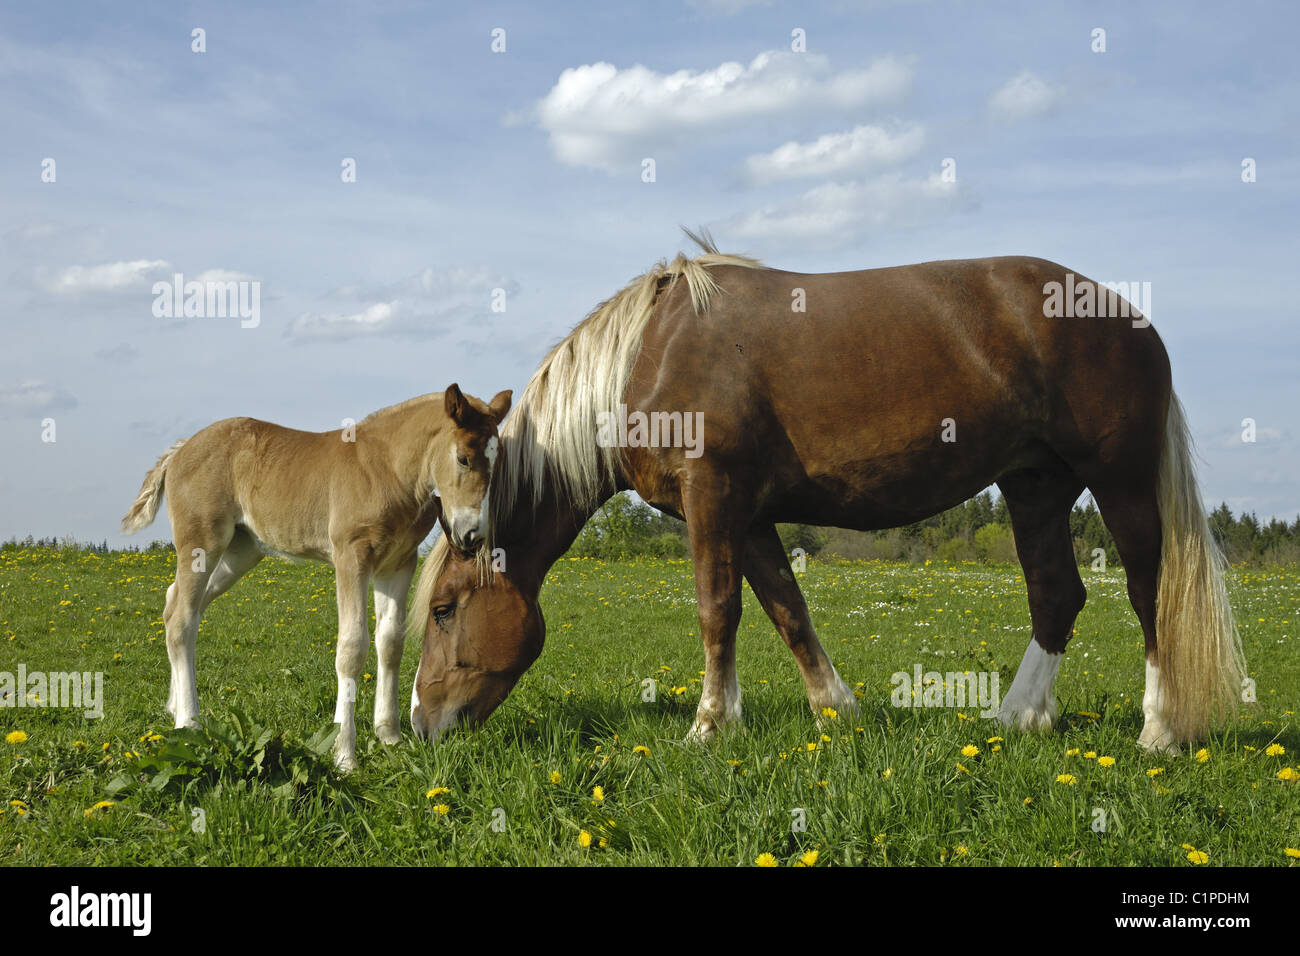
left=434, top=384, right=511, bottom=551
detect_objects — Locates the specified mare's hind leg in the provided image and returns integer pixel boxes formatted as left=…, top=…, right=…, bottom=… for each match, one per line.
left=164, top=517, right=235, bottom=728
left=372, top=556, right=416, bottom=746
left=996, top=467, right=1087, bottom=733
left=742, top=524, right=858, bottom=720
left=1088, top=487, right=1174, bottom=753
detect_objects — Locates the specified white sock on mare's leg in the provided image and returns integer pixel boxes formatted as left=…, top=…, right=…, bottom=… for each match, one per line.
left=998, top=639, right=1061, bottom=732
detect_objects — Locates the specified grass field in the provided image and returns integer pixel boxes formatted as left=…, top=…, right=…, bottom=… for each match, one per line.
left=2, top=544, right=1298, bottom=866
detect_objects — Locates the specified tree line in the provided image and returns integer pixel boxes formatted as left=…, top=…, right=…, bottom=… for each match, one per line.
left=5, top=494, right=1298, bottom=565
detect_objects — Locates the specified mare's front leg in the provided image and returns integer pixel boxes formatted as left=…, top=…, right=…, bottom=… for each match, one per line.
left=682, top=478, right=747, bottom=742
left=332, top=551, right=372, bottom=771
left=372, top=557, right=416, bottom=745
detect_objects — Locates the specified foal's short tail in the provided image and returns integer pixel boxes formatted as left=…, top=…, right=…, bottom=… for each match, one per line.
left=121, top=439, right=186, bottom=533
left=1154, top=394, right=1248, bottom=743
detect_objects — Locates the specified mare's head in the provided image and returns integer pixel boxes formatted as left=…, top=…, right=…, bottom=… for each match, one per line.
left=433, top=384, right=511, bottom=551
left=409, top=541, right=544, bottom=740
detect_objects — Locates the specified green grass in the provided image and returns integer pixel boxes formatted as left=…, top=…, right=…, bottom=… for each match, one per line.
left=2, top=545, right=1298, bottom=866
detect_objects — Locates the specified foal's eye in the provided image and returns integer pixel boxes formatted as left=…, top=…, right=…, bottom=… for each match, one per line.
left=433, top=604, right=454, bottom=624
left=456, top=454, right=469, bottom=468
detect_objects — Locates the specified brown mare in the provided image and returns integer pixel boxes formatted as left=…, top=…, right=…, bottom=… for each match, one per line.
left=408, top=236, right=1245, bottom=755
left=122, top=384, right=510, bottom=769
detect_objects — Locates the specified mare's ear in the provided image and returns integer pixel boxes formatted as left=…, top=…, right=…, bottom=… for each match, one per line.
left=488, top=389, right=512, bottom=423
left=444, top=383, right=468, bottom=426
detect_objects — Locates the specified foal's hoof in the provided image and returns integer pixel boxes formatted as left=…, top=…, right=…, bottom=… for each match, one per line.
left=685, top=718, right=719, bottom=743
left=374, top=722, right=401, bottom=746
left=333, top=753, right=358, bottom=773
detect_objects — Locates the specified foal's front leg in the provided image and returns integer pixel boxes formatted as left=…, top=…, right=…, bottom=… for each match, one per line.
left=332, top=555, right=372, bottom=771
left=372, top=558, right=415, bottom=745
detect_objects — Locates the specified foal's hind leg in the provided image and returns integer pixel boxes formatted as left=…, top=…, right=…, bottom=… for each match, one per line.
left=199, top=528, right=264, bottom=615
left=996, top=468, right=1087, bottom=733
left=372, top=556, right=416, bottom=746
left=742, top=524, right=858, bottom=720
left=164, top=519, right=235, bottom=728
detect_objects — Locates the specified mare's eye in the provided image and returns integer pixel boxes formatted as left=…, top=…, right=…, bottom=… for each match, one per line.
left=456, top=454, right=469, bottom=468
left=433, top=604, right=455, bottom=625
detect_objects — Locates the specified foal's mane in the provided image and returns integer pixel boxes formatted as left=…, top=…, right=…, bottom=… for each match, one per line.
left=358, top=392, right=441, bottom=426
left=407, top=231, right=765, bottom=636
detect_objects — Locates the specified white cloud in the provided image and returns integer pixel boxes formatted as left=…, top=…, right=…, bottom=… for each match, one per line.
left=743, top=123, right=924, bottom=183
left=988, top=70, right=1063, bottom=122
left=723, top=172, right=968, bottom=244
left=534, top=51, right=913, bottom=171
left=0, top=380, right=77, bottom=414
left=38, top=259, right=172, bottom=295
left=290, top=266, right=516, bottom=341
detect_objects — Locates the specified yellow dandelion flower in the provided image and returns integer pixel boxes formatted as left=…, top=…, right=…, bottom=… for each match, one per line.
left=425, top=787, right=451, bottom=798
left=1024, top=797, right=1033, bottom=805
left=632, top=745, right=650, bottom=756
left=1187, top=850, right=1208, bottom=865
left=1146, top=768, right=1164, bottom=778
left=755, top=852, right=777, bottom=867
left=961, top=744, right=979, bottom=757
left=820, top=707, right=838, bottom=719
left=84, top=800, right=116, bottom=818
left=548, top=771, right=562, bottom=784
left=1056, top=774, right=1077, bottom=786
left=986, top=736, right=1003, bottom=744
left=1266, top=743, right=1286, bottom=757
left=820, top=734, right=831, bottom=743
left=431, top=804, right=450, bottom=815
left=578, top=829, right=592, bottom=848
left=882, top=768, right=893, bottom=779
left=953, top=845, right=968, bottom=857
left=956, top=763, right=970, bottom=774
left=5, top=730, right=27, bottom=745
left=1066, top=748, right=1080, bottom=756
left=1084, top=751, right=1096, bottom=760
left=1285, top=848, right=1300, bottom=859
left=797, top=849, right=819, bottom=867
left=1195, top=748, right=1210, bottom=763
left=1277, top=767, right=1299, bottom=782
left=1098, top=756, right=1115, bottom=767
left=592, top=786, right=605, bottom=803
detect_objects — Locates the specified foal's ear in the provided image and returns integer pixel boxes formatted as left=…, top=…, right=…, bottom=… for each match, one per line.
left=487, top=389, right=512, bottom=423
left=444, top=383, right=467, bottom=426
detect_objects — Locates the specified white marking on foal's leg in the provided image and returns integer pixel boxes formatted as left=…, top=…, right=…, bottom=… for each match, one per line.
left=332, top=567, right=371, bottom=772
left=1137, top=657, right=1180, bottom=755
left=164, top=580, right=203, bottom=729
left=372, top=567, right=413, bottom=746
left=998, top=639, right=1061, bottom=732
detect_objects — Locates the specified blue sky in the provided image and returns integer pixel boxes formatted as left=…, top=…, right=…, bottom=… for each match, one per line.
left=1, top=0, right=1296, bottom=546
